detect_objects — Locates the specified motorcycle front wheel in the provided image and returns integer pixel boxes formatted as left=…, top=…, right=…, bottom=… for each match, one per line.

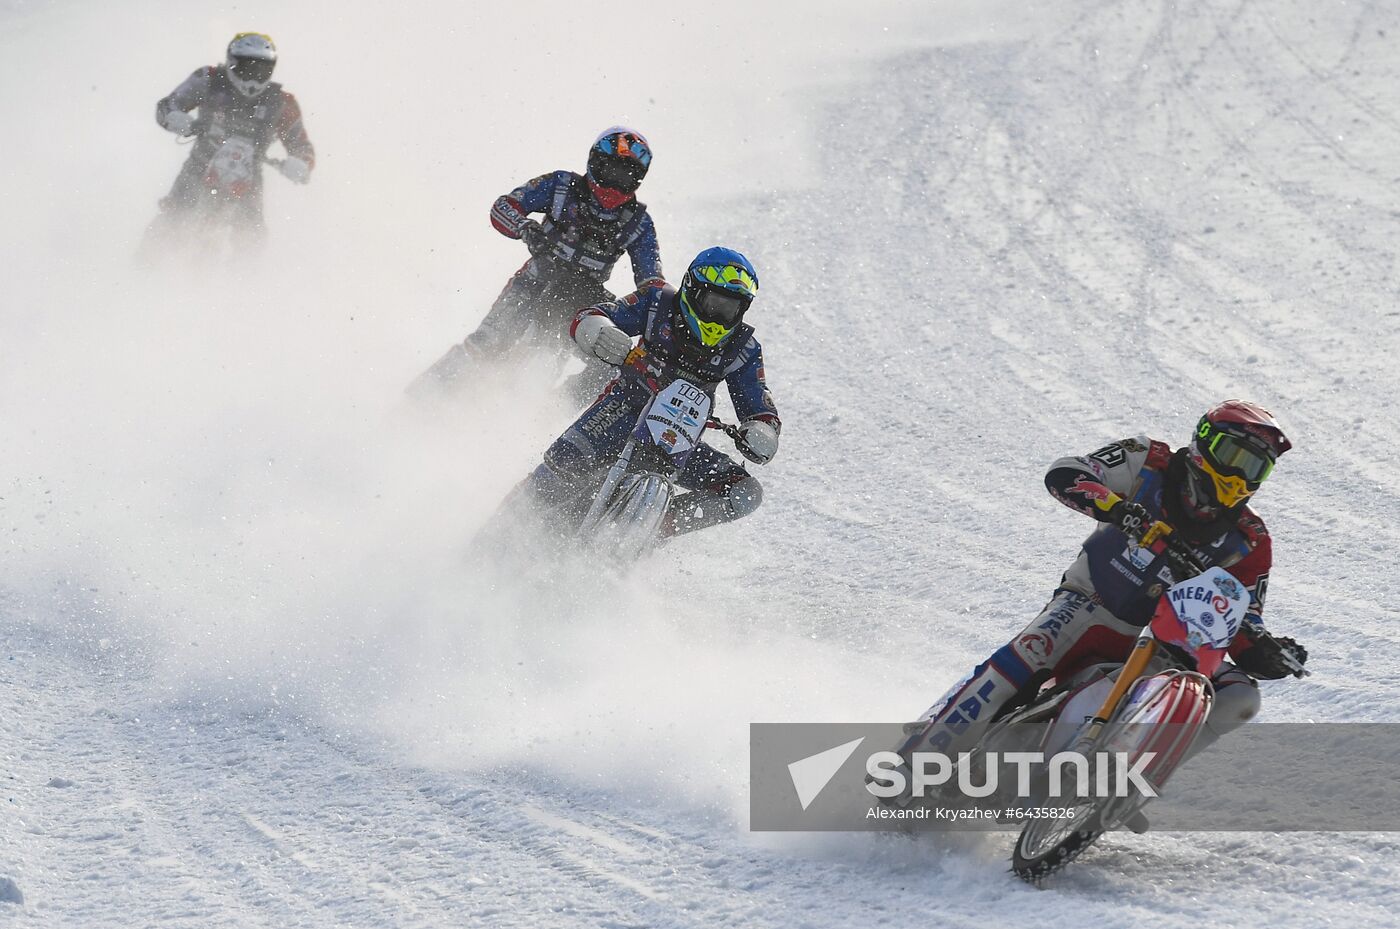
left=590, top=472, right=672, bottom=562
left=1010, top=804, right=1106, bottom=885
left=1011, top=763, right=1150, bottom=885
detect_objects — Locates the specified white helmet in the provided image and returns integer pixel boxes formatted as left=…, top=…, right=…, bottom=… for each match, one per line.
left=226, top=32, right=277, bottom=98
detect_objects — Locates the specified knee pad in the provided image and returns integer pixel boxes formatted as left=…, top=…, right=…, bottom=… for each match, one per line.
left=725, top=474, right=763, bottom=519
left=1206, top=673, right=1260, bottom=738
left=665, top=474, right=764, bottom=538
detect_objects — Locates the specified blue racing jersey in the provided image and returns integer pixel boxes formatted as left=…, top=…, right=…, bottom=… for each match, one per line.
left=490, top=170, right=662, bottom=287
left=573, top=286, right=780, bottom=428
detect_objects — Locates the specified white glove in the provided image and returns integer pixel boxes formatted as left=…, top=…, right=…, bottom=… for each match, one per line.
left=278, top=156, right=311, bottom=185
left=737, top=418, right=780, bottom=464
left=574, top=314, right=632, bottom=365
left=163, top=110, right=194, bottom=136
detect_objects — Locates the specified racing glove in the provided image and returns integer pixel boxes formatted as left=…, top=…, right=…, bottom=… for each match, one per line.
left=520, top=221, right=550, bottom=257
left=1233, top=631, right=1308, bottom=680
left=573, top=314, right=632, bottom=365
left=1107, top=498, right=1152, bottom=535
left=736, top=418, right=780, bottom=465
left=278, top=156, right=311, bottom=185
left=163, top=109, right=195, bottom=136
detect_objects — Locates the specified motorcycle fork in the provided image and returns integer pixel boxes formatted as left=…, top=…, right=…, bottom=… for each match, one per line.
left=578, top=438, right=636, bottom=534
left=1072, top=627, right=1159, bottom=750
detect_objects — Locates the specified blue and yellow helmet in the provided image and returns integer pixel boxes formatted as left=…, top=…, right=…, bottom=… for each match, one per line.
left=676, top=247, right=759, bottom=349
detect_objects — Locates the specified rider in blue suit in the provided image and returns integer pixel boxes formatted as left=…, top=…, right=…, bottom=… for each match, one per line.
left=524, top=247, right=782, bottom=537
left=413, top=127, right=663, bottom=402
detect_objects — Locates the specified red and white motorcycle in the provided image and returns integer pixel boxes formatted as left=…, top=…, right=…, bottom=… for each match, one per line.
left=906, top=517, right=1307, bottom=883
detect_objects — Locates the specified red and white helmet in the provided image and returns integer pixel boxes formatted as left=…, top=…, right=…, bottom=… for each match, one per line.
left=1185, top=400, right=1291, bottom=511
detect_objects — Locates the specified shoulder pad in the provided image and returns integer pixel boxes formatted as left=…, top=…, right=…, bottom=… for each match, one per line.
left=1145, top=438, right=1173, bottom=470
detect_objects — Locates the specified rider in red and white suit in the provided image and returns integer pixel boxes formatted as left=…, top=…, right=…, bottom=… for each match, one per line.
left=154, top=33, right=315, bottom=232
left=906, top=401, right=1308, bottom=760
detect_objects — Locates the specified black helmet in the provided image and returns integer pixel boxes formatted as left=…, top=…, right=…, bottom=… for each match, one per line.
left=586, top=126, right=652, bottom=196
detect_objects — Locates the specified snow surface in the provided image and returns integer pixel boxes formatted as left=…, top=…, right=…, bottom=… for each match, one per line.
left=3, top=0, right=1400, bottom=925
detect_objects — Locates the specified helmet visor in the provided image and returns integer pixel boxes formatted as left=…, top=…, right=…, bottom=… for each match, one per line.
left=588, top=152, right=646, bottom=193
left=231, top=56, right=275, bottom=85
left=1203, top=431, right=1275, bottom=485
left=689, top=283, right=748, bottom=326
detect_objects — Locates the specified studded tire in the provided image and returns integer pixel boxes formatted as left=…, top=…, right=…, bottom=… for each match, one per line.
left=1011, top=808, right=1107, bottom=886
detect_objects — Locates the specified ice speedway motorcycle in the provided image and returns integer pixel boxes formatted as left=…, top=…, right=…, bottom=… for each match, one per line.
left=478, top=370, right=747, bottom=563
left=895, top=519, right=1307, bottom=884
left=574, top=376, right=743, bottom=560
left=140, top=123, right=287, bottom=260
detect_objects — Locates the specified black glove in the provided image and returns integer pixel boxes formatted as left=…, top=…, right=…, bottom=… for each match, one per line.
left=1234, top=632, right=1308, bottom=680
left=1164, top=547, right=1200, bottom=583
left=1107, top=498, right=1152, bottom=535
left=520, top=221, right=550, bottom=258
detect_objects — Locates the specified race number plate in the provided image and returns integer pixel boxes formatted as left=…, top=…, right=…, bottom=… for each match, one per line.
left=204, top=135, right=257, bottom=190
left=1165, top=566, right=1248, bottom=650
left=643, top=379, right=711, bottom=455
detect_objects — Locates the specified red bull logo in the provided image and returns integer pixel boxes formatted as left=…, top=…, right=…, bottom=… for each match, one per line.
left=1070, top=476, right=1113, bottom=503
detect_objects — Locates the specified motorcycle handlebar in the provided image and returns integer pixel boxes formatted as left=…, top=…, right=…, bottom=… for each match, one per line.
left=1131, top=515, right=1309, bottom=678
left=706, top=417, right=743, bottom=445
left=1132, top=516, right=1208, bottom=576
left=173, top=125, right=285, bottom=170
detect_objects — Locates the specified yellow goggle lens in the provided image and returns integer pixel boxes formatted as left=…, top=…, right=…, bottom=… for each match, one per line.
left=694, top=263, right=758, bottom=296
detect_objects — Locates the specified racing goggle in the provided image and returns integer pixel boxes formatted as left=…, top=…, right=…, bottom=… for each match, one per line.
left=1189, top=426, right=1276, bottom=509
left=1198, top=425, right=1277, bottom=486
left=587, top=151, right=647, bottom=194
left=230, top=56, right=276, bottom=85
left=594, top=132, right=652, bottom=167
left=679, top=281, right=749, bottom=347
